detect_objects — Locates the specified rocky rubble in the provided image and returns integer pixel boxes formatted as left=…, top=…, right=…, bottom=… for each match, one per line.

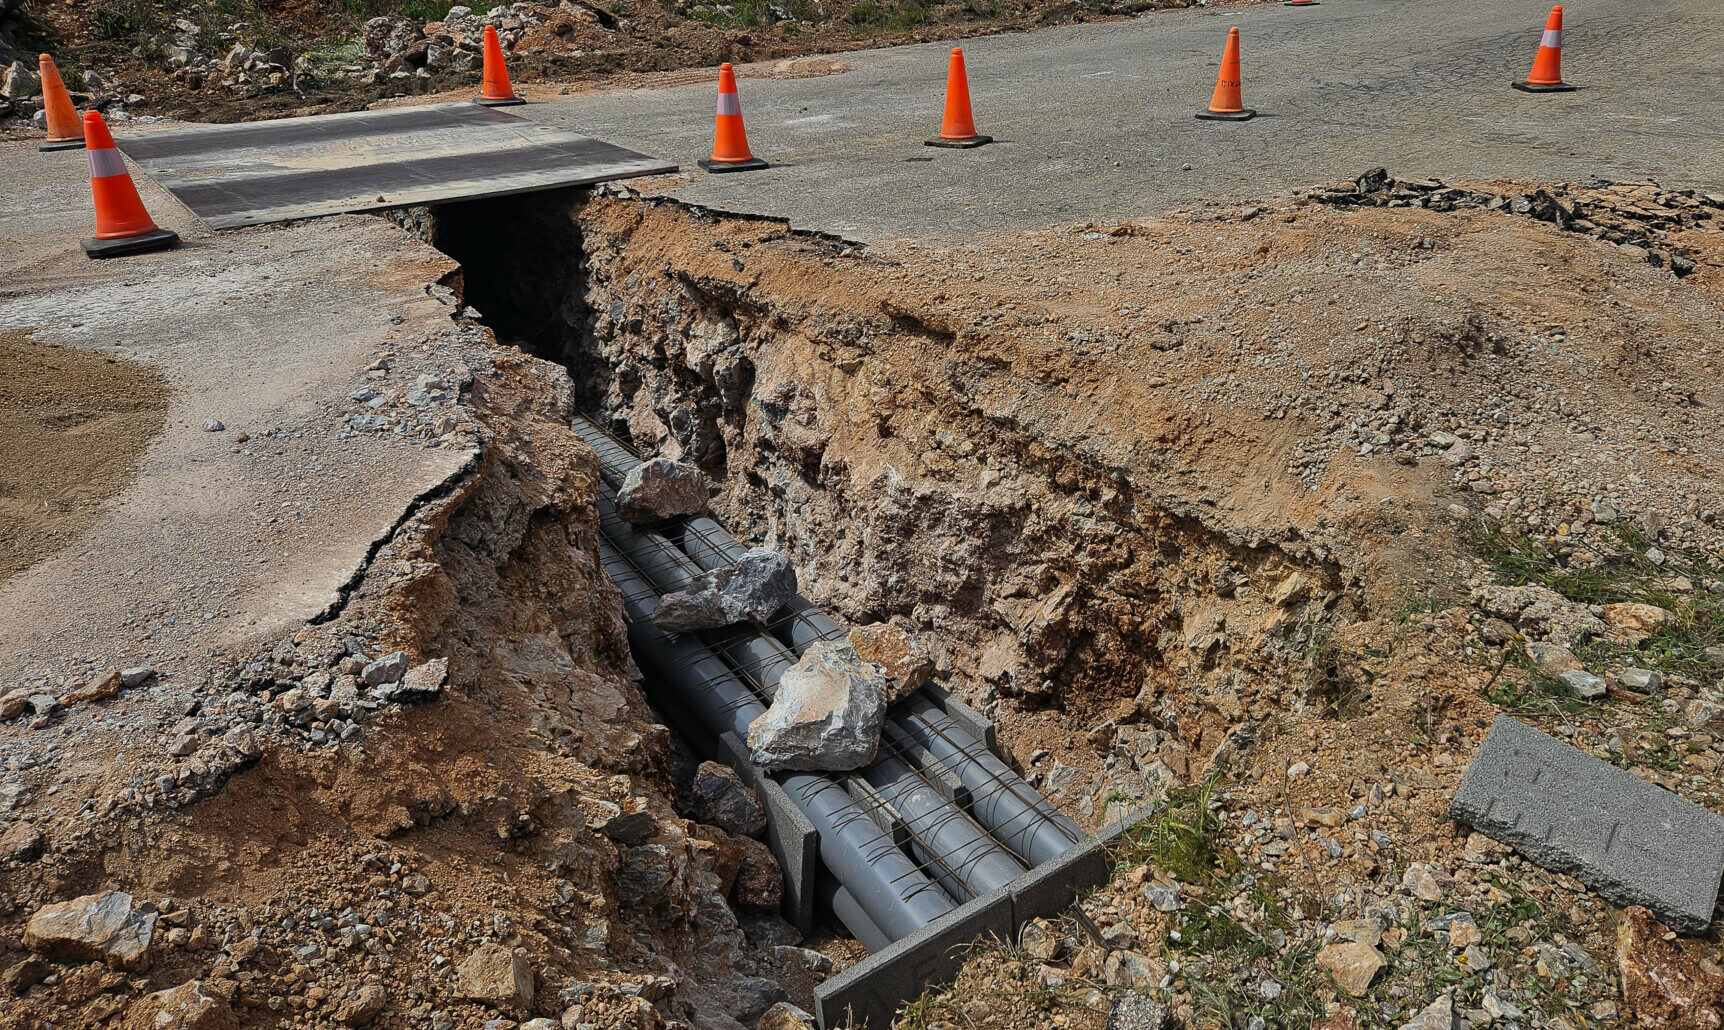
left=1310, top=168, right=1722, bottom=277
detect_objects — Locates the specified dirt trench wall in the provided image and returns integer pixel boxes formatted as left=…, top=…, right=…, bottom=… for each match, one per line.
left=497, top=191, right=1363, bottom=768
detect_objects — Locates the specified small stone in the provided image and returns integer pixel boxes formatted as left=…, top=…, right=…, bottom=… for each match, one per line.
left=1601, top=602, right=1674, bottom=644
left=360, top=651, right=409, bottom=686
left=455, top=943, right=534, bottom=1012
left=1145, top=884, right=1182, bottom=912
left=1020, top=917, right=1062, bottom=961
left=757, top=1002, right=817, bottom=1030
left=1525, top=641, right=1582, bottom=673
left=1402, top=863, right=1444, bottom=902
left=1316, top=941, right=1386, bottom=997
left=203, top=418, right=225, bottom=432
left=25, top=891, right=157, bottom=970
left=689, top=761, right=767, bottom=837
left=616, top=458, right=711, bottom=523
left=1400, top=993, right=1461, bottom=1030
left=1456, top=944, right=1492, bottom=972
left=2, top=60, right=39, bottom=100
left=1331, top=917, right=1382, bottom=948
left=1107, top=992, right=1169, bottom=1030
left=847, top=623, right=934, bottom=701
left=1557, top=669, right=1606, bottom=699
left=1102, top=950, right=1162, bottom=988
left=393, top=658, right=447, bottom=703
left=1618, top=667, right=1664, bottom=693
left=335, top=984, right=388, bottom=1025
left=63, top=669, right=123, bottom=706
left=1, top=954, right=50, bottom=996
left=747, top=641, right=886, bottom=771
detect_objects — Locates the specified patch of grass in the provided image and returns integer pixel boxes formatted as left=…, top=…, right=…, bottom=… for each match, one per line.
left=90, top=0, right=157, bottom=41
left=1476, top=521, right=1722, bottom=682
left=1114, top=777, right=1229, bottom=885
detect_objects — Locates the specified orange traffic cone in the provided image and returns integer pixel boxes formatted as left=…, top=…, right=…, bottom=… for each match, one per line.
left=699, top=63, right=768, bottom=173
left=926, top=47, right=992, bottom=149
left=81, top=111, right=178, bottom=259
left=1196, top=27, right=1256, bottom=121
left=1514, top=6, right=1576, bottom=92
left=38, top=54, right=86, bottom=152
left=475, top=25, right=525, bottom=106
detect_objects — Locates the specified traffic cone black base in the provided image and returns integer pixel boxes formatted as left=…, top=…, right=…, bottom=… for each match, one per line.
left=1196, top=109, right=1256, bottom=121
left=474, top=95, right=526, bottom=107
left=698, top=156, right=770, bottom=173
left=1284, top=1, right=1318, bottom=6
left=82, top=227, right=179, bottom=259
left=1512, top=80, right=1577, bottom=93
left=925, top=134, right=992, bottom=149
left=39, top=138, right=87, bottom=152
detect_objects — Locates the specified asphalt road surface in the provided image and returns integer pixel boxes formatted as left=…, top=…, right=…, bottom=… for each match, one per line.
left=523, top=0, right=1724, bottom=242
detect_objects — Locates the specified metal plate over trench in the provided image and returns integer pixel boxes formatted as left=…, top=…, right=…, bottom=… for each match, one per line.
left=115, top=102, right=677, bottom=230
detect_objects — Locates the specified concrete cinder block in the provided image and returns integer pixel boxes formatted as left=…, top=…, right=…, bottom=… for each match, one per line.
left=1450, top=715, right=1724, bottom=934
left=719, top=731, right=818, bottom=936
left=815, top=887, right=1013, bottom=1030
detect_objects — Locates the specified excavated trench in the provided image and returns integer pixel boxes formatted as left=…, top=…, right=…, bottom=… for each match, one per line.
left=428, top=186, right=1356, bottom=757
left=411, top=182, right=1371, bottom=1020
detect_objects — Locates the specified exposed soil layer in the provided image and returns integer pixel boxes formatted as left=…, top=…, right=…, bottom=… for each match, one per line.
left=0, top=328, right=169, bottom=584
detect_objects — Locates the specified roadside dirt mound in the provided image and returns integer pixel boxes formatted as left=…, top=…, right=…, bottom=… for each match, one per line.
left=0, top=328, right=168, bottom=584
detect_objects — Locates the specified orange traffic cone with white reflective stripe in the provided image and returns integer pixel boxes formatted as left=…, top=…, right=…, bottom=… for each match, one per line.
left=926, top=47, right=991, bottom=149
left=699, top=63, right=768, bottom=173
left=1196, top=27, right=1256, bottom=121
left=475, top=25, right=524, bottom=106
left=82, top=111, right=178, bottom=259
left=1514, top=6, right=1576, bottom=92
left=38, top=54, right=86, bottom=152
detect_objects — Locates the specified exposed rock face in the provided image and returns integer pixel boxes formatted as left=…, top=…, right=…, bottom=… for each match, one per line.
left=847, top=623, right=934, bottom=701
left=616, top=457, right=710, bottom=523
left=119, top=980, right=236, bottom=1030
left=455, top=942, right=534, bottom=1012
left=1616, top=906, right=1724, bottom=1030
left=24, top=891, right=157, bottom=970
left=747, top=641, right=886, bottom=771
left=652, top=548, right=796, bottom=632
left=689, top=761, right=767, bottom=837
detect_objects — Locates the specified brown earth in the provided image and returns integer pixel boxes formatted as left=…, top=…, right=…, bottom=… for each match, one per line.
left=0, top=328, right=169, bottom=584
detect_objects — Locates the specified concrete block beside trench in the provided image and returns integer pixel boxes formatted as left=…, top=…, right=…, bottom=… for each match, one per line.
left=815, top=887, right=1013, bottom=1030
left=719, top=731, right=818, bottom=937
left=1450, top=715, right=1724, bottom=934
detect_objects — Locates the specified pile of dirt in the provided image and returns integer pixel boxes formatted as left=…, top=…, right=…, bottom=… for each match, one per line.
left=0, top=328, right=169, bottom=584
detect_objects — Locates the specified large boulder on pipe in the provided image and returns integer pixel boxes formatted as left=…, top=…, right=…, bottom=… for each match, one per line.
left=747, top=642, right=886, bottom=771
left=616, top=457, right=711, bottom=523
left=653, top=549, right=797, bottom=632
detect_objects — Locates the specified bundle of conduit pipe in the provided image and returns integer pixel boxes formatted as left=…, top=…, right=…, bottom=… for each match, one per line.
left=570, top=413, right=1084, bottom=952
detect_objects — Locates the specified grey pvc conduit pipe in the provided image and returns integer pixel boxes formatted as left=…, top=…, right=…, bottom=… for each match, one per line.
left=598, top=537, right=955, bottom=943
left=820, top=879, right=892, bottom=954
left=568, top=415, right=1086, bottom=868
left=594, top=495, right=1028, bottom=900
